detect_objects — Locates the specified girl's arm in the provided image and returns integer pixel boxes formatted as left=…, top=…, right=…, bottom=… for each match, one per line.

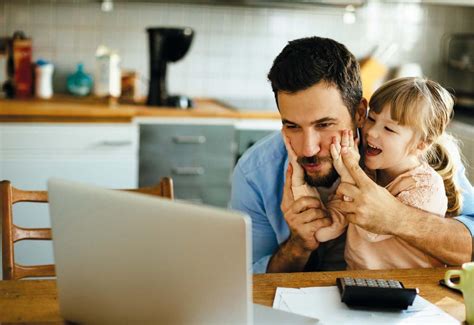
left=335, top=148, right=472, bottom=265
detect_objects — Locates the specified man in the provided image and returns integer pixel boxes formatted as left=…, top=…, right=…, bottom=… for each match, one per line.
left=231, top=36, right=474, bottom=274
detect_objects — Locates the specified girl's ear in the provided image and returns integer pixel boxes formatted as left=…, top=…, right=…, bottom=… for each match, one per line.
left=355, top=98, right=368, bottom=128
left=417, top=141, right=429, bottom=151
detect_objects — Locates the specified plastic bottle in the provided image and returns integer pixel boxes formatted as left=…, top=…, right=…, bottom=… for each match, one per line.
left=35, top=59, right=54, bottom=99
left=94, top=45, right=121, bottom=98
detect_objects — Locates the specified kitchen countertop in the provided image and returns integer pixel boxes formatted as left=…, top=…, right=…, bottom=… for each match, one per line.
left=2, top=96, right=472, bottom=126
left=0, top=97, right=280, bottom=123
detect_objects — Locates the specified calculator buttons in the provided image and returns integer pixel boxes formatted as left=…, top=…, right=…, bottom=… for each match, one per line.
left=336, top=277, right=418, bottom=310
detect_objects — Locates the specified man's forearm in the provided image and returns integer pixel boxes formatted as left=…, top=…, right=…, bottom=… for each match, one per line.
left=267, top=239, right=313, bottom=273
left=389, top=204, right=472, bottom=265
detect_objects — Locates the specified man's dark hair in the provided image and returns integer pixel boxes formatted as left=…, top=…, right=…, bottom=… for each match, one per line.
left=267, top=36, right=362, bottom=116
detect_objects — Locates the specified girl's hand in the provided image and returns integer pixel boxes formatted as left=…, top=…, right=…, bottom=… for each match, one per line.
left=330, top=129, right=359, bottom=185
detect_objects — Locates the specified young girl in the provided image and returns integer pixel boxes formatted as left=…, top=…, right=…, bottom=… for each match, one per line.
left=284, top=77, right=462, bottom=269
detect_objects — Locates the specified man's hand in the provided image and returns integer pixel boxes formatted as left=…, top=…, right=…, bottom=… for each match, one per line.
left=334, top=145, right=400, bottom=235
left=281, top=165, right=331, bottom=251
left=267, top=164, right=332, bottom=273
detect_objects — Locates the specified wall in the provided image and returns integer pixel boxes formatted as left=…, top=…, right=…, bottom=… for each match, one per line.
left=1, top=0, right=473, bottom=104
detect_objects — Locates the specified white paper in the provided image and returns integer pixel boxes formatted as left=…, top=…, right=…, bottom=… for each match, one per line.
left=273, top=286, right=459, bottom=325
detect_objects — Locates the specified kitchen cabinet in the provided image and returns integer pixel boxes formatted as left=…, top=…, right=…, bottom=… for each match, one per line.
left=447, top=119, right=474, bottom=184
left=411, top=0, right=473, bottom=6
left=377, top=0, right=474, bottom=6
left=0, top=123, right=138, bottom=278
left=139, top=119, right=281, bottom=207
left=139, top=120, right=237, bottom=207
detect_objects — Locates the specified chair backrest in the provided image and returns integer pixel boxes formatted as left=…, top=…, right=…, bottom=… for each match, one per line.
left=0, top=178, right=174, bottom=280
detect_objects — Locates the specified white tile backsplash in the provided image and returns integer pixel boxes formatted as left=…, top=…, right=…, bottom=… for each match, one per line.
left=1, top=1, right=473, bottom=100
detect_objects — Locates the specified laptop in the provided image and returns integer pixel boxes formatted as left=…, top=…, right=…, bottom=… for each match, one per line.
left=48, top=179, right=318, bottom=324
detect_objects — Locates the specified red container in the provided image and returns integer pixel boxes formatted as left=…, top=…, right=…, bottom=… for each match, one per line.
left=13, top=38, right=33, bottom=98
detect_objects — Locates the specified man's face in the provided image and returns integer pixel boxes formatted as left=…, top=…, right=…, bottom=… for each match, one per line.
left=279, top=82, right=357, bottom=187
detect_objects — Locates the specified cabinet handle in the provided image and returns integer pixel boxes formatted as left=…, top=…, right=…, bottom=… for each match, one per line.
left=172, top=135, right=206, bottom=144
left=186, top=198, right=204, bottom=204
left=97, top=140, right=133, bottom=147
left=172, top=167, right=205, bottom=175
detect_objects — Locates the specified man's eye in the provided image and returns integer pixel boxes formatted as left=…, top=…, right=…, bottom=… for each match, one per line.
left=284, top=124, right=299, bottom=129
left=316, top=123, right=334, bottom=128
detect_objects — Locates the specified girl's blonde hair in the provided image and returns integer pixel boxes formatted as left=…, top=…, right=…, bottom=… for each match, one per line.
left=369, top=77, right=462, bottom=216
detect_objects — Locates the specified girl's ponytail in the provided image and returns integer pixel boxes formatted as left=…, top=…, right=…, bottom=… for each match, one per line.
left=425, top=134, right=462, bottom=217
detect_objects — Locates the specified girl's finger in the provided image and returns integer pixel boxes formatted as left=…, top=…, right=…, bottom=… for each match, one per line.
left=349, top=129, right=355, bottom=148
left=333, top=135, right=341, bottom=153
left=341, top=129, right=349, bottom=154
left=330, top=142, right=339, bottom=161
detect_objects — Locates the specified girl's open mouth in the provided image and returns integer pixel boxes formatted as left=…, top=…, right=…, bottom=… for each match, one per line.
left=366, top=143, right=382, bottom=156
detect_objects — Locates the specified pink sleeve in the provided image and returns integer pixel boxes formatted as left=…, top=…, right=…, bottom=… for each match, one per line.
left=392, top=165, right=447, bottom=217
left=396, top=176, right=447, bottom=217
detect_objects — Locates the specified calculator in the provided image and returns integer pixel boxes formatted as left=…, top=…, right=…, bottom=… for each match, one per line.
left=336, top=277, right=418, bottom=310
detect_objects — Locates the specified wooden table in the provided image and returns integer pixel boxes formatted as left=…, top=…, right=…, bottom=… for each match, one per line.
left=0, top=268, right=464, bottom=323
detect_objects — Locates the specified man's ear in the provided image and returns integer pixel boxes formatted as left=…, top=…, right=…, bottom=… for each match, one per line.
left=355, top=98, right=368, bottom=128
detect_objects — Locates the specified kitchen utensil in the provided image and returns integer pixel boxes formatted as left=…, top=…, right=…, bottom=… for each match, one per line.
left=146, top=27, right=194, bottom=108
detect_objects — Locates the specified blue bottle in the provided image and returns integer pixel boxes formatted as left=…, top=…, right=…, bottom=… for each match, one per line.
left=67, top=63, right=93, bottom=96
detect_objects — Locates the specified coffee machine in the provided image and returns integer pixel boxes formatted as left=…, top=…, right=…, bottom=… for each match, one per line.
left=146, top=27, right=194, bottom=109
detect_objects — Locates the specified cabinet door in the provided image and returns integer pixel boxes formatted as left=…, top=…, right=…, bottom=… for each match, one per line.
left=0, top=123, right=138, bottom=278
left=447, top=121, right=474, bottom=184
left=139, top=123, right=235, bottom=207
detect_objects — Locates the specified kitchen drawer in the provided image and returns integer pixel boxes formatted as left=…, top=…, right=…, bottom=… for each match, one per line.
left=174, top=185, right=232, bottom=208
left=0, top=123, right=138, bottom=158
left=140, top=144, right=234, bottom=166
left=140, top=124, right=235, bottom=157
left=139, top=154, right=233, bottom=187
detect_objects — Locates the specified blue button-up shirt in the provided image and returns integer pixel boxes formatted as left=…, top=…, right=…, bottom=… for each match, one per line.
left=231, top=131, right=474, bottom=274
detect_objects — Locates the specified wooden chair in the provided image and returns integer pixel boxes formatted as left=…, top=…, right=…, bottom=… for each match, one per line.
left=0, top=178, right=173, bottom=280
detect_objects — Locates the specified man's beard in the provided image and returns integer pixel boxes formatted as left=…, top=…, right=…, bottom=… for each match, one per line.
left=297, top=155, right=339, bottom=188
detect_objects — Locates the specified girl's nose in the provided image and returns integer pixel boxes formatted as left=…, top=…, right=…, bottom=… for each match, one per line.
left=366, top=125, right=379, bottom=139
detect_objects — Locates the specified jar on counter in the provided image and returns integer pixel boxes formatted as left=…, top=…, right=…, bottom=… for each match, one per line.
left=67, top=63, right=93, bottom=96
